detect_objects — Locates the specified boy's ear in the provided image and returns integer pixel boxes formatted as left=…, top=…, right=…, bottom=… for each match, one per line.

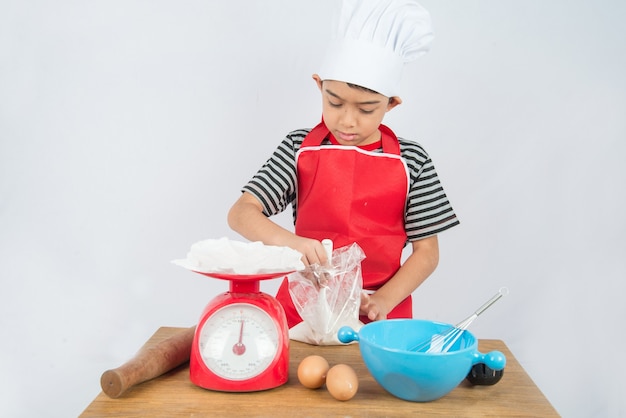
left=312, top=74, right=323, bottom=91
left=387, top=96, right=403, bottom=111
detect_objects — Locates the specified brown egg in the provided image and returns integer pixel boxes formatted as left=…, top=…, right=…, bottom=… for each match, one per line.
left=297, top=355, right=330, bottom=389
left=325, top=364, right=359, bottom=401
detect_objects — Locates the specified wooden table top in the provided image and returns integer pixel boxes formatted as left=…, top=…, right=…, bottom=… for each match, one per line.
left=81, top=327, right=559, bottom=417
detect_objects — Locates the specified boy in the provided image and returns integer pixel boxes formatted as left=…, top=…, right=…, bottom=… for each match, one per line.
left=228, top=0, right=459, bottom=326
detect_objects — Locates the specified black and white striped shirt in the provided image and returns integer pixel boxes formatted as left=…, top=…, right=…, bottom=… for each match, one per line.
left=242, top=128, right=459, bottom=241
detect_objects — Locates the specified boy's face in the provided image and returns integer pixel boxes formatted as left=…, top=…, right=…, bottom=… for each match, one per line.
left=313, top=75, right=401, bottom=147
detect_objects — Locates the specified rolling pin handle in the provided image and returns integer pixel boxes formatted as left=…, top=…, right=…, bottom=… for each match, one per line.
left=100, top=326, right=196, bottom=398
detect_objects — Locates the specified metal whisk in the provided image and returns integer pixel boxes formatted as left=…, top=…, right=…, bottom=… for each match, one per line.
left=411, top=287, right=509, bottom=353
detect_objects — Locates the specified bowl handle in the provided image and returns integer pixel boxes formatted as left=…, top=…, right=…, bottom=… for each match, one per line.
left=337, top=326, right=360, bottom=344
left=473, top=350, right=506, bottom=370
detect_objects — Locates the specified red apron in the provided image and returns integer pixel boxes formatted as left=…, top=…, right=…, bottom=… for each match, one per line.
left=276, top=121, right=412, bottom=327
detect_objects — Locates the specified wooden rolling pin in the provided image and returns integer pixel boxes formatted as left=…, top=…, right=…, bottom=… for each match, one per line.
left=100, top=326, right=196, bottom=398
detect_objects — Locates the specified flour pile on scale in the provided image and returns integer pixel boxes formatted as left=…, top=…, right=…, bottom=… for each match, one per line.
left=172, top=237, right=305, bottom=275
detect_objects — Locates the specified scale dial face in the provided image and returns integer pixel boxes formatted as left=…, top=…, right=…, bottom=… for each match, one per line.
left=198, top=302, right=280, bottom=380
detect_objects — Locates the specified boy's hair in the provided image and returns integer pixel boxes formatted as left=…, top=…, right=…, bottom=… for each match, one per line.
left=347, top=82, right=379, bottom=95
left=347, top=82, right=394, bottom=104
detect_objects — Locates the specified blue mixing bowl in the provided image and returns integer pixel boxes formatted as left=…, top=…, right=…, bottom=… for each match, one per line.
left=338, top=319, right=506, bottom=402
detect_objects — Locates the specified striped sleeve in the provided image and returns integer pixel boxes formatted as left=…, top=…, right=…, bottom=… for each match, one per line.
left=241, top=130, right=308, bottom=218
left=399, top=139, right=460, bottom=240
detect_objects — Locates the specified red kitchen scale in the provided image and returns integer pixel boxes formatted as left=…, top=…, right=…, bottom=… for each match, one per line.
left=188, top=271, right=292, bottom=392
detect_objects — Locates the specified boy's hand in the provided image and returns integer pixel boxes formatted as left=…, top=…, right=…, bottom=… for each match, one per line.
left=360, top=292, right=389, bottom=321
left=289, top=236, right=329, bottom=267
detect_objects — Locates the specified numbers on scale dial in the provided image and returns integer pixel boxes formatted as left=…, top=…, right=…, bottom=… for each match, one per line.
left=199, top=303, right=280, bottom=380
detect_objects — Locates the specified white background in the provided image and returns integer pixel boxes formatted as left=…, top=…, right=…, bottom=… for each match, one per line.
left=1, top=1, right=625, bottom=416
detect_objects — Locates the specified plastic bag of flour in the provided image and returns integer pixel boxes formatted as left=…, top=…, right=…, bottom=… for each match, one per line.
left=288, top=242, right=365, bottom=345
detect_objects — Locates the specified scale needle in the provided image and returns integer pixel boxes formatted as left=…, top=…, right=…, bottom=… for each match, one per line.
left=232, top=319, right=246, bottom=355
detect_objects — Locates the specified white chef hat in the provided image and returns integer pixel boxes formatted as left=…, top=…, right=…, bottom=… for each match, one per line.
left=318, top=0, right=434, bottom=98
